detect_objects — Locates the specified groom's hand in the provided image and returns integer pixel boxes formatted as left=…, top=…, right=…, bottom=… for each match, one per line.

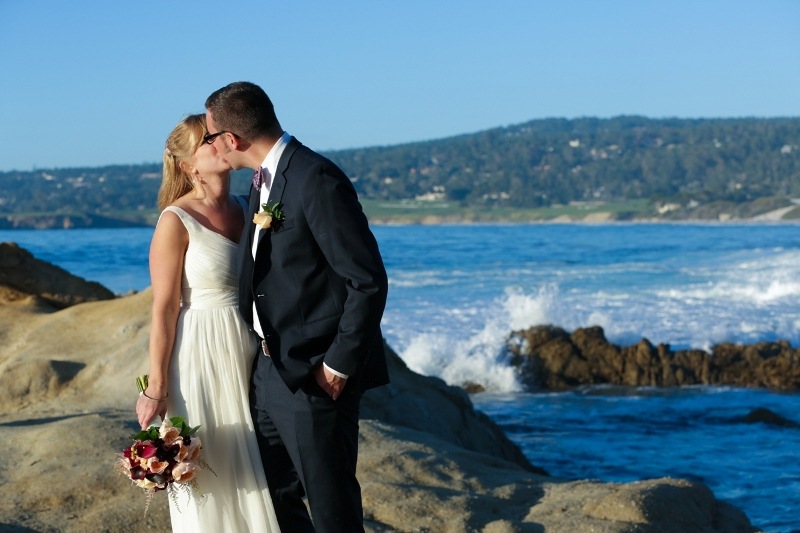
left=314, top=364, right=347, bottom=400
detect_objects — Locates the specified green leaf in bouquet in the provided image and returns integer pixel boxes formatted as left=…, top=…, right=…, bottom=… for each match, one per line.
left=129, top=426, right=160, bottom=441
left=135, top=375, right=149, bottom=393
left=168, top=416, right=187, bottom=428
left=168, top=416, right=201, bottom=437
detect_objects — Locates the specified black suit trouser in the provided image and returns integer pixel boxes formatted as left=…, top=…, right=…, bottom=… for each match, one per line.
left=250, top=348, right=364, bottom=533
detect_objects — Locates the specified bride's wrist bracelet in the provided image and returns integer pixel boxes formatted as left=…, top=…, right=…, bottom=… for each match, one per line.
left=142, top=390, right=169, bottom=402
left=136, top=374, right=168, bottom=401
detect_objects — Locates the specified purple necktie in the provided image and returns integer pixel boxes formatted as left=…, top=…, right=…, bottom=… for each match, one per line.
left=253, top=167, right=264, bottom=189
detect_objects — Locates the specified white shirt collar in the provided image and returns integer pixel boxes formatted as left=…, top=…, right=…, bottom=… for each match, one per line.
left=258, top=131, right=292, bottom=190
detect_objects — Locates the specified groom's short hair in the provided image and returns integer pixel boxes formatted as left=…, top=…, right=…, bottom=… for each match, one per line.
left=205, top=81, right=281, bottom=141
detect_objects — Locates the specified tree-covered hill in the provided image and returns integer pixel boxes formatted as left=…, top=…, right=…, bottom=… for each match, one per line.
left=331, top=116, right=800, bottom=207
left=2, top=116, right=799, bottom=228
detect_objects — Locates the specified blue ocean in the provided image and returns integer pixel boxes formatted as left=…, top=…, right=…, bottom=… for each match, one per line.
left=2, top=223, right=798, bottom=532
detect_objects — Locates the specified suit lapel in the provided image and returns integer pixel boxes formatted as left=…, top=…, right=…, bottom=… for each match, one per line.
left=251, top=138, right=300, bottom=262
left=267, top=172, right=286, bottom=207
left=246, top=186, right=261, bottom=248
left=237, top=186, right=261, bottom=323
left=266, top=137, right=299, bottom=207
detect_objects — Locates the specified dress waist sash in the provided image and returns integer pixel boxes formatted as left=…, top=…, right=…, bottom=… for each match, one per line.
left=181, top=288, right=238, bottom=309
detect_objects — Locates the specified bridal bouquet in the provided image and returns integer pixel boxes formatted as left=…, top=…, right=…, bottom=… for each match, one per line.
left=115, top=416, right=212, bottom=513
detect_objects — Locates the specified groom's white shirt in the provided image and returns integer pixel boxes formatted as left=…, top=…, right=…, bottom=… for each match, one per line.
left=251, top=132, right=347, bottom=378
left=252, top=131, right=290, bottom=340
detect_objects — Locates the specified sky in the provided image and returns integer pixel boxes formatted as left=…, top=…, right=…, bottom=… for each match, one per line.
left=0, top=1, right=798, bottom=172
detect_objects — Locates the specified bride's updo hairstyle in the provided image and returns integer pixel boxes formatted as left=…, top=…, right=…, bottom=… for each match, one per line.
left=158, top=114, right=206, bottom=210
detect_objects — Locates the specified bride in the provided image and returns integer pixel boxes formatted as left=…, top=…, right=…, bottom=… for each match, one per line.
left=135, top=114, right=280, bottom=532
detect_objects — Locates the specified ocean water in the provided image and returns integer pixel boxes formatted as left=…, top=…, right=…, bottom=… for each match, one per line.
left=2, top=223, right=798, bottom=532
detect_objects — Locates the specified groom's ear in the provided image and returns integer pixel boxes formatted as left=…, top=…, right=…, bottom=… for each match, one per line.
left=227, top=134, right=249, bottom=151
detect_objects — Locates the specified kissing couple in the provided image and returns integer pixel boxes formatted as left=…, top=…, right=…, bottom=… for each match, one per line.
left=135, top=81, right=389, bottom=532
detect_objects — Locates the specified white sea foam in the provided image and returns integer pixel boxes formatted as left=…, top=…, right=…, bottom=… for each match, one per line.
left=656, top=275, right=800, bottom=304
left=396, top=285, right=565, bottom=392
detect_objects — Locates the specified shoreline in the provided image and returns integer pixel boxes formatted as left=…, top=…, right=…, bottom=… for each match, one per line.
left=3, top=197, right=800, bottom=229
left=2, top=215, right=800, bottom=230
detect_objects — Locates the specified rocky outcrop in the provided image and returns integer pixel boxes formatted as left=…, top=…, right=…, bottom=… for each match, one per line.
left=508, top=324, right=800, bottom=391
left=363, top=342, right=544, bottom=474
left=0, top=242, right=116, bottom=307
left=357, top=422, right=756, bottom=533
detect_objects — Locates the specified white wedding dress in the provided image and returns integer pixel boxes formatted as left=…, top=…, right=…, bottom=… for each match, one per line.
left=160, top=205, right=280, bottom=532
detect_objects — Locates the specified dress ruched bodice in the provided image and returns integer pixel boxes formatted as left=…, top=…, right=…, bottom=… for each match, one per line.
left=161, top=206, right=240, bottom=309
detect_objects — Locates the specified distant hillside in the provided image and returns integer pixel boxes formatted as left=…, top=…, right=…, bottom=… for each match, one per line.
left=2, top=116, right=799, bottom=228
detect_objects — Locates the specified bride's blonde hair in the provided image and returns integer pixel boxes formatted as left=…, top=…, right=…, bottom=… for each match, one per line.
left=158, top=114, right=206, bottom=210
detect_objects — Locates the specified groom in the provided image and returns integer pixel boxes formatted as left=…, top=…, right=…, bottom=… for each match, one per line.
left=205, top=82, right=389, bottom=532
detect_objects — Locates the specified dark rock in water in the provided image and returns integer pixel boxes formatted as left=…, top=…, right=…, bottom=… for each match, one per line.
left=712, top=341, right=800, bottom=390
left=742, top=407, right=800, bottom=428
left=0, top=242, right=115, bottom=308
left=508, top=324, right=800, bottom=391
left=461, top=381, right=486, bottom=394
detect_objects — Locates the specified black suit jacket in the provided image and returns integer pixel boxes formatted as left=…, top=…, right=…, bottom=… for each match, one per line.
left=238, top=138, right=389, bottom=392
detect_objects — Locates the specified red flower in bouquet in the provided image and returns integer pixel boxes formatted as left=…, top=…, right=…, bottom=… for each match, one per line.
left=115, top=416, right=213, bottom=514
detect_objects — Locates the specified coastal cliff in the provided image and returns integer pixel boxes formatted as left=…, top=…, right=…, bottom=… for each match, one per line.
left=0, top=244, right=761, bottom=532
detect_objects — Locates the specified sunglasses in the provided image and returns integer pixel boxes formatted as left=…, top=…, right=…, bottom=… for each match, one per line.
left=202, top=130, right=229, bottom=144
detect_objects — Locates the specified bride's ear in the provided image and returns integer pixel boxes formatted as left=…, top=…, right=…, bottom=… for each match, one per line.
left=178, top=159, right=195, bottom=177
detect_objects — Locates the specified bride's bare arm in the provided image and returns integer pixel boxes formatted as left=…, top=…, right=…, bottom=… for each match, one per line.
left=136, top=212, right=187, bottom=428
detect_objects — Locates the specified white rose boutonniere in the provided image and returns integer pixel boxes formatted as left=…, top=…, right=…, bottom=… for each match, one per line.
left=253, top=202, right=285, bottom=230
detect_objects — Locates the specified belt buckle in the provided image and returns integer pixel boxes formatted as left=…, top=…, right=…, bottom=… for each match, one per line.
left=261, top=339, right=270, bottom=357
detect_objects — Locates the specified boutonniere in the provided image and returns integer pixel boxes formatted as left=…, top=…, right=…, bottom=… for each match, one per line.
left=253, top=202, right=285, bottom=230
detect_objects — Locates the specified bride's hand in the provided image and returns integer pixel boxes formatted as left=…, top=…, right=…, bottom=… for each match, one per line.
left=136, top=392, right=167, bottom=429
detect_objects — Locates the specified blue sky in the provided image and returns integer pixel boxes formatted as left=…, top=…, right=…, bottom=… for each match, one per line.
left=0, top=1, right=798, bottom=172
